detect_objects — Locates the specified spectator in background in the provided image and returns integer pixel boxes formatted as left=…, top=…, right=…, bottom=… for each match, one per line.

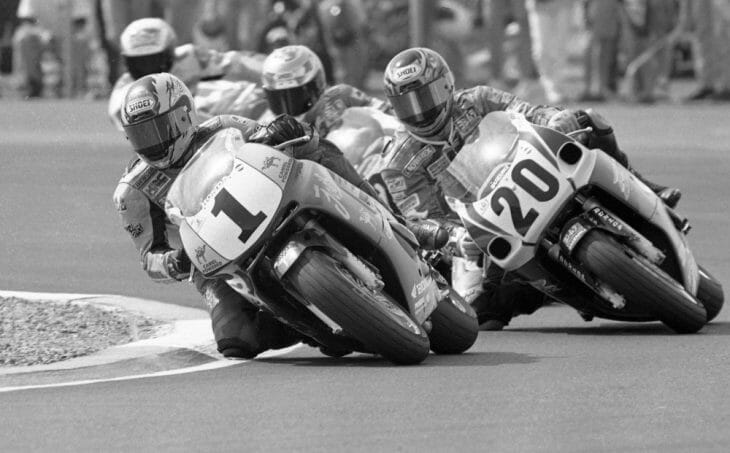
left=525, top=0, right=580, bottom=103
left=685, top=0, right=730, bottom=101
left=580, top=0, right=621, bottom=102
left=621, top=0, right=679, bottom=103
left=11, top=12, right=44, bottom=97
left=318, top=0, right=370, bottom=89
left=485, top=0, right=538, bottom=88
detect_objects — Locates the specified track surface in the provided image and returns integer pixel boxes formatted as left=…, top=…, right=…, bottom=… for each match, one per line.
left=1, top=100, right=729, bottom=452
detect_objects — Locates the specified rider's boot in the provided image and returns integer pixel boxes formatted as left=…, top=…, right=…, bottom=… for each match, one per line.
left=196, top=275, right=301, bottom=358
left=470, top=264, right=547, bottom=331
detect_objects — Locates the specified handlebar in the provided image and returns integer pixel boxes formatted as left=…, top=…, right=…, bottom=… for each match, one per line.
left=273, top=135, right=311, bottom=150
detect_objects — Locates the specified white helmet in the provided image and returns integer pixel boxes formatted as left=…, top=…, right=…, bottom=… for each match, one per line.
left=261, top=45, right=326, bottom=116
left=121, top=73, right=199, bottom=169
left=120, top=17, right=178, bottom=79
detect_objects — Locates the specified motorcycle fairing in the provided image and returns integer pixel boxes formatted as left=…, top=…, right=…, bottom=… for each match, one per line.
left=450, top=123, right=577, bottom=270
left=172, top=134, right=294, bottom=275
left=279, top=161, right=441, bottom=323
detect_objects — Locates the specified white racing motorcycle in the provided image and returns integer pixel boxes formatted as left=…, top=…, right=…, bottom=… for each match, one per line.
left=166, top=129, right=478, bottom=365
left=443, top=111, right=723, bottom=333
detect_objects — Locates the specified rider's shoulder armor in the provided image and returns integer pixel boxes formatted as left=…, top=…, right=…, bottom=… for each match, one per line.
left=117, top=157, right=176, bottom=209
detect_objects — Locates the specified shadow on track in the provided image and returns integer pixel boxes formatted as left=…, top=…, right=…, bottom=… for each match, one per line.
left=505, top=321, right=730, bottom=336
left=258, top=351, right=539, bottom=368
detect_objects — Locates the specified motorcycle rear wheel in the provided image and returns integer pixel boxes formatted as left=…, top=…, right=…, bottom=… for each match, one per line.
left=697, top=265, right=724, bottom=322
left=574, top=230, right=707, bottom=334
left=428, top=289, right=479, bottom=354
left=286, top=250, right=430, bottom=365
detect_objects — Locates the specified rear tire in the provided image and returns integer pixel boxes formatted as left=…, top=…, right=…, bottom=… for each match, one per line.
left=286, top=250, right=430, bottom=364
left=428, top=289, right=479, bottom=354
left=697, top=265, right=724, bottom=322
left=574, top=230, right=707, bottom=333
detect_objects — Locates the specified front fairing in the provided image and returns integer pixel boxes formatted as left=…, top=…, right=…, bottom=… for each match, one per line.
left=444, top=112, right=578, bottom=270
left=167, top=129, right=294, bottom=275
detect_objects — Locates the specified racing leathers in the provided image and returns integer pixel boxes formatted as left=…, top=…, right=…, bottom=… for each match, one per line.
left=108, top=45, right=268, bottom=130
left=379, top=86, right=579, bottom=328
left=301, top=83, right=392, bottom=137
left=113, top=114, right=374, bottom=357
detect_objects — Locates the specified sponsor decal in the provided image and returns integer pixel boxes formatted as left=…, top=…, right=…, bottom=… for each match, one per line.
left=411, top=276, right=433, bottom=298
left=200, top=259, right=224, bottom=274
left=426, top=154, right=450, bottom=179
left=396, top=193, right=421, bottom=217
left=403, top=145, right=436, bottom=177
left=561, top=221, right=588, bottom=253
left=128, top=28, right=161, bottom=49
left=384, top=175, right=406, bottom=194
left=125, top=96, right=154, bottom=116
left=262, top=156, right=281, bottom=170
left=611, top=159, right=632, bottom=200
left=590, top=207, right=623, bottom=231
left=145, top=171, right=172, bottom=199
left=125, top=223, right=143, bottom=238
left=453, top=107, right=480, bottom=137
left=484, top=163, right=510, bottom=192
left=557, top=253, right=588, bottom=282
left=359, top=208, right=376, bottom=230
left=278, top=158, right=293, bottom=182
left=393, top=64, right=420, bottom=81
left=195, top=244, right=207, bottom=264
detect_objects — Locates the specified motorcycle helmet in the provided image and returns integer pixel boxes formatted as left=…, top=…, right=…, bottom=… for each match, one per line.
left=120, top=17, right=177, bottom=80
left=121, top=73, right=199, bottom=169
left=383, top=47, right=455, bottom=138
left=261, top=45, right=326, bottom=116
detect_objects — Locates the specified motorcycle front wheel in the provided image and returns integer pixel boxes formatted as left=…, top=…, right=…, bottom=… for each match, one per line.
left=428, top=288, right=479, bottom=354
left=697, top=264, right=724, bottom=322
left=574, top=230, right=707, bottom=333
left=286, top=250, right=431, bottom=365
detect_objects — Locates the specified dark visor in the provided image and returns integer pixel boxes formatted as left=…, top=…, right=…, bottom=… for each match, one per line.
left=123, top=106, right=191, bottom=163
left=264, top=78, right=322, bottom=116
left=387, top=76, right=451, bottom=128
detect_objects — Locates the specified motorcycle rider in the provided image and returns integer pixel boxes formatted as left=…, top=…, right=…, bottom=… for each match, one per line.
left=261, top=44, right=397, bottom=202
left=113, top=72, right=376, bottom=358
left=108, top=17, right=268, bottom=130
left=378, top=47, right=682, bottom=330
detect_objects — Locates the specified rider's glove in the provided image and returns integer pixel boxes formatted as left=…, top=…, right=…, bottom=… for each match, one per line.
left=547, top=109, right=588, bottom=143
left=165, top=249, right=192, bottom=281
left=447, top=226, right=482, bottom=260
left=252, top=113, right=310, bottom=147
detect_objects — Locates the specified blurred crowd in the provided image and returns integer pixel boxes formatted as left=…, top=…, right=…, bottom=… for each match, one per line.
left=1, top=0, right=730, bottom=103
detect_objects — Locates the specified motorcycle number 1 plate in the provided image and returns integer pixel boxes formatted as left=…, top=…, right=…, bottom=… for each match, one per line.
left=471, top=140, right=571, bottom=241
left=184, top=159, right=282, bottom=262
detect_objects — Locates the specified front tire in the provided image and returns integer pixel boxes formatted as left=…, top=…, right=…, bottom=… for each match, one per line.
left=286, top=250, right=430, bottom=365
left=428, top=289, right=479, bottom=354
left=697, top=265, right=724, bottom=322
left=574, top=231, right=707, bottom=333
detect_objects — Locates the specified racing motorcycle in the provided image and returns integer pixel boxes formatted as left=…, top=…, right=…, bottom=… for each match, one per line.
left=324, top=106, right=400, bottom=170
left=166, top=130, right=478, bottom=365
left=442, top=111, right=723, bottom=333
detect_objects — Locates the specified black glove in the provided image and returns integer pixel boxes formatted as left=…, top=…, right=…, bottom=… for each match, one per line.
left=166, top=249, right=192, bottom=281
left=253, top=114, right=308, bottom=147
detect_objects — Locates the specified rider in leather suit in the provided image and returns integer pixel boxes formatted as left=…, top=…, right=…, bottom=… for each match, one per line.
left=108, top=17, right=267, bottom=130
left=113, top=73, right=373, bottom=358
left=378, top=47, right=681, bottom=330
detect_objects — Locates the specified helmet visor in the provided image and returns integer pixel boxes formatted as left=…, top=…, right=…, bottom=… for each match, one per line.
left=124, top=51, right=173, bottom=79
left=387, top=76, right=451, bottom=128
left=264, top=78, right=322, bottom=116
left=124, top=106, right=191, bottom=164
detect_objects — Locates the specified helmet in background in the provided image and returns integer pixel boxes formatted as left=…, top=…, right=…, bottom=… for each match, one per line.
left=120, top=17, right=178, bottom=79
left=121, top=73, right=199, bottom=169
left=261, top=45, right=326, bottom=116
left=383, top=47, right=455, bottom=138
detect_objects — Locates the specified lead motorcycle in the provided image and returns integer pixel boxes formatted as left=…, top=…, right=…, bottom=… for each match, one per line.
left=443, top=111, right=723, bottom=333
left=166, top=129, right=478, bottom=365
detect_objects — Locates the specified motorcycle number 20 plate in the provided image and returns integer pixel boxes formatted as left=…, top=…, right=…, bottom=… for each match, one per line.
left=470, top=140, right=572, bottom=241
left=181, top=158, right=282, bottom=271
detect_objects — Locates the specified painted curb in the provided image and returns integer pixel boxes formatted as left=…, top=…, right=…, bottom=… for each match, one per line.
left=0, top=290, right=218, bottom=376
